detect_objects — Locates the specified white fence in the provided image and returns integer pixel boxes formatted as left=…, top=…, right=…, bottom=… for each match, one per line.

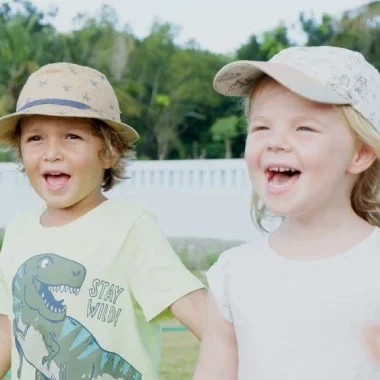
left=0, top=159, right=265, bottom=241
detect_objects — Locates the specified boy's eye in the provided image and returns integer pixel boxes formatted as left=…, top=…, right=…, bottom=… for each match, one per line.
left=66, top=133, right=82, bottom=140
left=26, top=135, right=42, bottom=142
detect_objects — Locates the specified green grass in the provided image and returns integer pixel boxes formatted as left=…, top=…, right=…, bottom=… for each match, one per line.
left=159, top=328, right=200, bottom=379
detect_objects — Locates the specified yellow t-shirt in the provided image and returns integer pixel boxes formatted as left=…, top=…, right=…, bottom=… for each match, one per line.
left=0, top=199, right=204, bottom=379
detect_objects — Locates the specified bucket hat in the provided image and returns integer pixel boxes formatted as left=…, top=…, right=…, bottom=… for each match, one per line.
left=0, top=62, right=139, bottom=145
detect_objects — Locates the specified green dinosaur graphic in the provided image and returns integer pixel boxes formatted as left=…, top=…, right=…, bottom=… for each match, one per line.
left=12, top=254, right=141, bottom=380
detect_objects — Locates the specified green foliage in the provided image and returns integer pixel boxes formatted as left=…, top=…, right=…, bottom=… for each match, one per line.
left=0, top=229, right=4, bottom=250
left=211, top=116, right=240, bottom=158
left=300, top=12, right=336, bottom=46
left=0, top=1, right=379, bottom=161
left=211, top=116, right=240, bottom=141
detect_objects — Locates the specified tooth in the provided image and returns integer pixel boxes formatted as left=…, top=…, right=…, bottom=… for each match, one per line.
left=55, top=308, right=58, bottom=313
left=60, top=285, right=65, bottom=292
left=70, top=288, right=74, bottom=294
left=65, top=286, right=69, bottom=292
left=42, top=293, right=45, bottom=298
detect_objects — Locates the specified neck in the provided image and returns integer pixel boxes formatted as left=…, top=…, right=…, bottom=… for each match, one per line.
left=280, top=205, right=365, bottom=238
left=41, top=190, right=107, bottom=227
left=271, top=199, right=375, bottom=260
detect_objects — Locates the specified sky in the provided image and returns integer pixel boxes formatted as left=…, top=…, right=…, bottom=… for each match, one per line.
left=25, top=0, right=369, bottom=53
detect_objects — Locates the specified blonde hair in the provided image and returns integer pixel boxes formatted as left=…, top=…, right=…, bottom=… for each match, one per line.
left=12, top=117, right=135, bottom=192
left=245, top=75, right=380, bottom=232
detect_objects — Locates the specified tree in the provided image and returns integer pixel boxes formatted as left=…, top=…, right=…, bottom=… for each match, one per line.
left=299, top=12, right=336, bottom=46
left=211, top=116, right=240, bottom=159
left=237, top=35, right=264, bottom=60
left=327, top=1, right=380, bottom=69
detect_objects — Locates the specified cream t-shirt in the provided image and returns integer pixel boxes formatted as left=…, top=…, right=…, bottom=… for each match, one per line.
left=208, top=227, right=380, bottom=380
left=0, top=199, right=204, bottom=380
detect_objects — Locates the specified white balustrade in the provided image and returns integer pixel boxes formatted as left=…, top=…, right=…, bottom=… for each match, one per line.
left=0, top=160, right=269, bottom=241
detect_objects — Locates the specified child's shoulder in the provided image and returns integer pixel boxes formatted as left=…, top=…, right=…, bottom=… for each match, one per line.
left=103, top=198, right=156, bottom=224
left=213, top=237, right=267, bottom=269
left=104, top=198, right=148, bottom=216
left=5, top=206, right=42, bottom=230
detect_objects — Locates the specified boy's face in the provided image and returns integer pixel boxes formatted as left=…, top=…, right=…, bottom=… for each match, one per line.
left=19, top=116, right=111, bottom=210
left=245, top=80, right=359, bottom=219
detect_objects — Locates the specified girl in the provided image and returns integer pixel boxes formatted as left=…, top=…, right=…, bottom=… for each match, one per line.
left=193, top=46, right=380, bottom=380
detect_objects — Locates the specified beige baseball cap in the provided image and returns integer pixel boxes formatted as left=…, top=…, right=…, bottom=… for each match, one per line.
left=0, top=62, right=139, bottom=145
left=213, top=46, right=380, bottom=133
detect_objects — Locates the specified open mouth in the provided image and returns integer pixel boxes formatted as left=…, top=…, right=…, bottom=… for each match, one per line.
left=266, top=167, right=301, bottom=188
left=37, top=280, right=80, bottom=314
left=43, top=172, right=71, bottom=189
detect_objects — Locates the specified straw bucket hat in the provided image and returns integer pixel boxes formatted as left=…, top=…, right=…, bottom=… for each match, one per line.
left=0, top=62, right=139, bottom=145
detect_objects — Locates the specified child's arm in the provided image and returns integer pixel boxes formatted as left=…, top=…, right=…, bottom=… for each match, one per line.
left=363, top=322, right=380, bottom=363
left=193, top=291, right=238, bottom=380
left=169, top=288, right=207, bottom=341
left=0, top=314, right=11, bottom=378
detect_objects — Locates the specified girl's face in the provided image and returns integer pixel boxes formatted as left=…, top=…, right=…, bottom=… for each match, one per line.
left=245, top=81, right=362, bottom=220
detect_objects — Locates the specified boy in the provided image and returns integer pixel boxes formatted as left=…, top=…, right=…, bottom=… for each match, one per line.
left=0, top=63, right=206, bottom=379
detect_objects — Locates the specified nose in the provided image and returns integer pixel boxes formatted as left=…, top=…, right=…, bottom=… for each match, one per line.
left=266, top=132, right=291, bottom=153
left=44, top=139, right=63, bottom=162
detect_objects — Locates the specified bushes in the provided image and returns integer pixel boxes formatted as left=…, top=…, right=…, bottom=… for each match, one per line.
left=169, top=237, right=241, bottom=272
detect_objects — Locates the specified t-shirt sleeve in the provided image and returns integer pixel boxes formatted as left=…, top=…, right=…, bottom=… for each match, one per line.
left=0, top=234, right=11, bottom=316
left=125, top=211, right=205, bottom=322
left=207, top=250, right=234, bottom=323
left=0, top=273, right=9, bottom=316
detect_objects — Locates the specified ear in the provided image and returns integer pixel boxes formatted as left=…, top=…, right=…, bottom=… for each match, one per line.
left=347, top=143, right=377, bottom=175
left=100, top=151, right=119, bottom=170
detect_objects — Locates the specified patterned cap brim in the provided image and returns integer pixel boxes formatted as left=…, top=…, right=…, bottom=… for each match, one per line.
left=213, top=60, right=349, bottom=105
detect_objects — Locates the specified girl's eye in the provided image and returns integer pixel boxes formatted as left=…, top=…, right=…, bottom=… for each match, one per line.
left=297, top=126, right=315, bottom=132
left=66, top=133, right=81, bottom=140
left=26, top=135, right=42, bottom=142
left=250, top=126, right=269, bottom=132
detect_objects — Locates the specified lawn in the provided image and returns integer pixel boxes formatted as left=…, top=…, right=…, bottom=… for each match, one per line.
left=159, top=328, right=200, bottom=379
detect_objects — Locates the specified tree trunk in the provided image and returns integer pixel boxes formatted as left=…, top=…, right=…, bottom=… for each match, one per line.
left=225, top=137, right=232, bottom=159
left=192, top=140, right=199, bottom=159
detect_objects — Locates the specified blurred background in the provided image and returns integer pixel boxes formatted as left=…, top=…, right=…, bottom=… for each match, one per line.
left=0, top=0, right=379, bottom=378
